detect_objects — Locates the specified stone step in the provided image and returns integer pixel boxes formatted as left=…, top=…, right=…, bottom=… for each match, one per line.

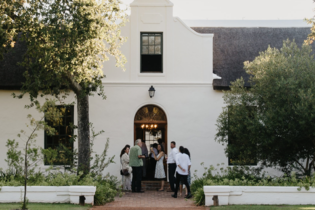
left=97, top=208, right=207, bottom=210
left=141, top=180, right=170, bottom=191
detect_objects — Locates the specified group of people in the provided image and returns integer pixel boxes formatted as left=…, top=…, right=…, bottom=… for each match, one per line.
left=120, top=139, right=192, bottom=199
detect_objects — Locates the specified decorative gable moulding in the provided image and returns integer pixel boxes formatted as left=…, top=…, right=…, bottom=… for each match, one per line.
left=130, top=0, right=173, bottom=7
left=141, top=14, right=164, bottom=24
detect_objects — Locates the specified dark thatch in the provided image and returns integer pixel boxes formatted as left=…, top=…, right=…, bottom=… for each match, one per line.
left=0, top=36, right=27, bottom=89
left=192, top=27, right=313, bottom=90
left=0, top=27, right=313, bottom=90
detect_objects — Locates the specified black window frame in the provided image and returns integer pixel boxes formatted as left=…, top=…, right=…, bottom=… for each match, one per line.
left=44, top=105, right=74, bottom=166
left=140, top=32, right=163, bottom=73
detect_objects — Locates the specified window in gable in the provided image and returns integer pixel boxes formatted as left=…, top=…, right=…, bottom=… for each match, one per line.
left=44, top=105, right=74, bottom=166
left=141, top=33, right=163, bottom=73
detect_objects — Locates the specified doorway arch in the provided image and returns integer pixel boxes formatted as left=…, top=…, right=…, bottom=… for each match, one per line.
left=134, top=105, right=168, bottom=180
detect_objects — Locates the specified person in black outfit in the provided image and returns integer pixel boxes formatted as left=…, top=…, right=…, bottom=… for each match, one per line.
left=172, top=146, right=192, bottom=199
left=166, top=141, right=179, bottom=192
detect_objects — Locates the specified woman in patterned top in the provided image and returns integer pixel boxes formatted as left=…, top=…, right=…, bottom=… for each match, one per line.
left=120, top=145, right=132, bottom=191
left=151, top=144, right=166, bottom=191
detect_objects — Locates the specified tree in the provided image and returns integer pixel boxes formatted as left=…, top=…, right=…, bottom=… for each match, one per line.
left=5, top=100, right=59, bottom=210
left=1, top=0, right=127, bottom=174
left=216, top=40, right=315, bottom=175
left=0, top=0, right=21, bottom=59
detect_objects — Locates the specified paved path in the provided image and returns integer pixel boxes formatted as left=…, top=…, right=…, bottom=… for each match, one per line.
left=91, top=191, right=208, bottom=210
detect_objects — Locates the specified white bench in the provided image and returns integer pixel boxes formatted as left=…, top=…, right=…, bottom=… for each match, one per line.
left=0, top=186, right=96, bottom=205
left=204, top=186, right=315, bottom=206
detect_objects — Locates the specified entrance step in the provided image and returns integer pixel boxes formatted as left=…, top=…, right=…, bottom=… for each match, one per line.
left=97, top=208, right=207, bottom=210
left=93, top=191, right=206, bottom=210
left=141, top=180, right=170, bottom=191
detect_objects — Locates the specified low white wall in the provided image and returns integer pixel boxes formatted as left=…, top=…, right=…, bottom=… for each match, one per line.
left=0, top=186, right=96, bottom=205
left=204, top=186, right=315, bottom=206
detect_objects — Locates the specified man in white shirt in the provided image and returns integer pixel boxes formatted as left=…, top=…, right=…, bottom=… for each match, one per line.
left=166, top=141, right=178, bottom=192
left=172, top=146, right=192, bottom=199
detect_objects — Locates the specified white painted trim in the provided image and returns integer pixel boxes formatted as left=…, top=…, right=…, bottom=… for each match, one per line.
left=138, top=73, right=166, bottom=77
left=213, top=73, right=222, bottom=79
left=204, top=186, right=315, bottom=206
left=130, top=3, right=174, bottom=7
left=174, top=17, right=214, bottom=38
left=101, top=81, right=213, bottom=86
left=130, top=101, right=169, bottom=155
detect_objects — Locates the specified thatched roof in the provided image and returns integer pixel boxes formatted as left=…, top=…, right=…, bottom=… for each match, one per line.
left=192, top=27, right=312, bottom=90
left=0, top=27, right=313, bottom=90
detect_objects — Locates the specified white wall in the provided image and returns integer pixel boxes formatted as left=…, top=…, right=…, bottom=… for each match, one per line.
left=102, top=0, right=214, bottom=84
left=0, top=0, right=227, bottom=179
left=89, top=84, right=227, bottom=178
left=0, top=90, right=77, bottom=171
left=0, top=85, right=227, bottom=179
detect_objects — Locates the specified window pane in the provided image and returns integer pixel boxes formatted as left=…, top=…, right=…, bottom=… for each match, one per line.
left=149, top=46, right=154, bottom=54
left=141, top=54, right=162, bottom=72
left=155, top=46, right=161, bottom=54
left=149, top=36, right=155, bottom=45
left=142, top=46, right=148, bottom=54
left=59, top=118, right=64, bottom=126
left=141, top=33, right=163, bottom=73
left=155, top=36, right=161, bottom=45
left=66, top=108, right=72, bottom=117
left=44, top=105, right=74, bottom=165
left=66, top=126, right=72, bottom=136
left=60, top=126, right=66, bottom=135
left=60, top=107, right=66, bottom=116
left=142, top=36, right=148, bottom=45
left=52, top=136, right=59, bottom=147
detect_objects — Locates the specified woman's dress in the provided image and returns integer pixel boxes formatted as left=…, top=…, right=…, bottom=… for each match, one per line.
left=154, top=153, right=166, bottom=179
left=121, top=153, right=132, bottom=190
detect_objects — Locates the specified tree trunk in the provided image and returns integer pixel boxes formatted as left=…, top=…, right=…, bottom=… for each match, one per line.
left=77, top=94, right=90, bottom=175
left=23, top=143, right=27, bottom=210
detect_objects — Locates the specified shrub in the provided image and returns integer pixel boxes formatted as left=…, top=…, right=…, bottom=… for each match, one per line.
left=191, top=163, right=315, bottom=206
left=0, top=170, right=120, bottom=205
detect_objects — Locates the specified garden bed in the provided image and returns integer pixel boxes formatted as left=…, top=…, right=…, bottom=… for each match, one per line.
left=204, top=186, right=315, bottom=206
left=0, top=186, right=96, bottom=205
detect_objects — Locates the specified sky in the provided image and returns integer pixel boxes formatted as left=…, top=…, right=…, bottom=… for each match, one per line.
left=120, top=0, right=314, bottom=20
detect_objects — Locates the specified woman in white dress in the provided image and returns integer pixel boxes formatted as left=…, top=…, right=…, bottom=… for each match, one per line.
left=151, top=144, right=166, bottom=191
left=120, top=145, right=132, bottom=191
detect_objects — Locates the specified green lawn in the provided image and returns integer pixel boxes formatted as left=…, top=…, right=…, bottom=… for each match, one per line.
left=211, top=205, right=315, bottom=210
left=0, top=203, right=92, bottom=210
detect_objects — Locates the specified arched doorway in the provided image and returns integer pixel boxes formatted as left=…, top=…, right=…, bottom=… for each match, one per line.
left=134, top=105, right=167, bottom=180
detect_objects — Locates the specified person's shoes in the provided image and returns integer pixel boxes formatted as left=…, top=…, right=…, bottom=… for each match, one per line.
left=184, top=193, right=192, bottom=199
left=136, top=191, right=145, bottom=193
left=166, top=189, right=174, bottom=192
left=171, top=194, right=177, bottom=198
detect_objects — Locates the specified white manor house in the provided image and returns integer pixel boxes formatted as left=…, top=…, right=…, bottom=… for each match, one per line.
left=0, top=0, right=312, bottom=178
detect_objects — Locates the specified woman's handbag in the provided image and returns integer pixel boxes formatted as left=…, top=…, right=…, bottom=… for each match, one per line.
left=120, top=169, right=130, bottom=176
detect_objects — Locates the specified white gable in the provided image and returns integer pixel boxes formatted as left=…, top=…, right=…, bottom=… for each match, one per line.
left=130, top=0, right=173, bottom=7
left=102, top=0, right=214, bottom=84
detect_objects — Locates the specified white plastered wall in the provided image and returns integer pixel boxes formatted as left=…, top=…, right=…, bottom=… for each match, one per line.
left=0, top=0, right=230, bottom=179
left=102, top=0, right=214, bottom=84
left=88, top=84, right=227, bottom=178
